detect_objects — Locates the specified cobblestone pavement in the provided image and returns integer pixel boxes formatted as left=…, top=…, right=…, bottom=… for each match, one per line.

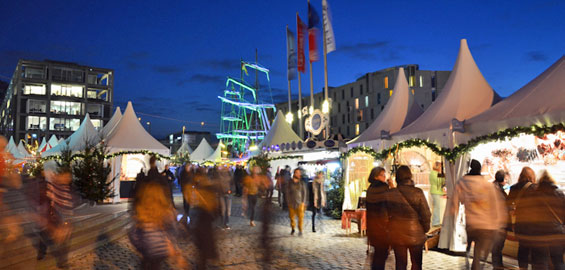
left=51, top=196, right=516, bottom=270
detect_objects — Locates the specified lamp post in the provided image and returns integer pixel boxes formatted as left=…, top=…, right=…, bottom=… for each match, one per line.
left=146, top=121, right=151, bottom=133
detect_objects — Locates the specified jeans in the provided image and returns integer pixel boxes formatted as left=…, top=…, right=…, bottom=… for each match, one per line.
left=393, top=244, right=423, bottom=270
left=466, top=228, right=496, bottom=270
left=248, top=195, right=258, bottom=222
left=431, top=194, right=445, bottom=226
left=550, top=245, right=564, bottom=270
left=371, top=240, right=390, bottom=270
left=288, top=204, right=305, bottom=232
left=518, top=241, right=550, bottom=270
left=491, top=230, right=507, bottom=269
left=219, top=195, right=232, bottom=227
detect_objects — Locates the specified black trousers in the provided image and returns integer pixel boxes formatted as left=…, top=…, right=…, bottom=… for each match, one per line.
left=392, top=244, right=424, bottom=270
left=37, top=230, right=70, bottom=268
left=518, top=241, right=550, bottom=270
left=550, top=245, right=565, bottom=270
left=491, top=230, right=507, bottom=269
left=248, top=195, right=258, bottom=222
left=371, top=241, right=390, bottom=270
left=466, top=228, right=496, bottom=270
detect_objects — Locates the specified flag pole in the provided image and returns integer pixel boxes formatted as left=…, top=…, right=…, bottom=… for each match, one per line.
left=298, top=72, right=303, bottom=139
left=307, top=0, right=314, bottom=140
left=286, top=25, right=292, bottom=115
left=322, top=4, right=329, bottom=139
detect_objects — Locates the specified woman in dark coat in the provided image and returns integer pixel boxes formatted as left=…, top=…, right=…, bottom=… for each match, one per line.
left=366, top=167, right=391, bottom=270
left=387, top=165, right=431, bottom=270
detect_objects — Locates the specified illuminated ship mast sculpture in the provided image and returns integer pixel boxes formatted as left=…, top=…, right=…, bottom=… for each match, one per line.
left=216, top=59, right=276, bottom=157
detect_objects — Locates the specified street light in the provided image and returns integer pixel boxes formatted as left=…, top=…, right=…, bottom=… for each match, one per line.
left=146, top=121, right=151, bottom=133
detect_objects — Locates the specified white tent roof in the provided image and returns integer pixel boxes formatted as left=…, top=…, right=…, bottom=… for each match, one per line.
left=43, top=114, right=100, bottom=156
left=105, top=102, right=169, bottom=156
left=457, top=55, right=565, bottom=145
left=348, top=67, right=423, bottom=148
left=176, top=141, right=193, bottom=155
left=38, top=137, right=47, bottom=152
left=259, top=110, right=302, bottom=150
left=205, top=146, right=222, bottom=162
left=190, top=138, right=214, bottom=163
left=17, top=141, right=28, bottom=156
left=389, top=39, right=500, bottom=147
left=101, top=107, right=122, bottom=139
left=48, top=135, right=59, bottom=148
left=6, top=136, right=17, bottom=154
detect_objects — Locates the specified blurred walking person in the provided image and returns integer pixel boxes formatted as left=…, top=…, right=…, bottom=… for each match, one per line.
left=308, top=171, right=326, bottom=233
left=491, top=170, right=510, bottom=270
left=129, top=181, right=186, bottom=270
left=243, top=165, right=265, bottom=227
left=184, top=167, right=219, bottom=269
left=429, top=161, right=445, bottom=227
left=387, top=165, right=431, bottom=270
left=286, top=168, right=307, bottom=236
left=162, top=164, right=176, bottom=207
left=508, top=167, right=538, bottom=269
left=452, top=160, right=507, bottom=270
left=366, top=167, right=391, bottom=270
left=217, top=166, right=234, bottom=229
left=178, top=163, right=193, bottom=222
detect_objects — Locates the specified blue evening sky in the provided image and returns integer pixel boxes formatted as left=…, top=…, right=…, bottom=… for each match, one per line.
left=1, top=0, right=563, bottom=138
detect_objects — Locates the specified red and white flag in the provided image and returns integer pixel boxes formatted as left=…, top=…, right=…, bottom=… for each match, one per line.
left=296, top=14, right=306, bottom=73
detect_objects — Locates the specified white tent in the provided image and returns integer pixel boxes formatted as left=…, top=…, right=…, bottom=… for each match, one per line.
left=48, top=135, right=59, bottom=148
left=17, top=141, right=28, bottom=156
left=6, top=136, right=28, bottom=160
left=456, top=55, right=565, bottom=145
left=348, top=67, right=423, bottom=149
left=259, top=110, right=302, bottom=151
left=190, top=138, right=214, bottom=163
left=38, top=137, right=48, bottom=152
left=43, top=114, right=100, bottom=156
left=6, top=136, right=17, bottom=154
left=101, top=107, right=122, bottom=139
left=388, top=39, right=501, bottom=148
left=205, top=145, right=222, bottom=162
left=176, top=141, right=193, bottom=155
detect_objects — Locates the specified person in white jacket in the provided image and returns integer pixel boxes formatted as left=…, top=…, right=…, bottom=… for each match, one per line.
left=452, top=159, right=507, bottom=270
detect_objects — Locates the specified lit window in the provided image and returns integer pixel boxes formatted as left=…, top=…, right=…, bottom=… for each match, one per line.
left=355, top=98, right=359, bottom=110
left=419, top=76, right=423, bottom=88
left=51, top=84, right=84, bottom=98
left=50, top=118, right=80, bottom=131
left=365, top=96, right=369, bottom=107
left=91, top=119, right=103, bottom=129
left=26, top=116, right=47, bottom=130
left=23, top=84, right=46, bottom=95
left=87, top=104, right=103, bottom=117
left=87, top=88, right=109, bottom=101
left=384, top=76, right=388, bottom=89
left=50, top=101, right=82, bottom=115
left=389, top=90, right=393, bottom=97
left=357, top=110, right=364, bottom=122
left=27, top=100, right=47, bottom=113
left=409, top=76, right=415, bottom=87
left=355, top=124, right=360, bottom=135
left=411, top=89, right=415, bottom=95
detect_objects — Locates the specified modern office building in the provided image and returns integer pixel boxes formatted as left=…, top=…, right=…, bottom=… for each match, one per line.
left=275, top=64, right=451, bottom=139
left=0, top=59, right=113, bottom=142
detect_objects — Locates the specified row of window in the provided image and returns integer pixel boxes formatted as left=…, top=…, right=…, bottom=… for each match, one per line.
left=21, top=65, right=110, bottom=86
left=26, top=116, right=102, bottom=131
left=26, top=100, right=104, bottom=117
left=333, top=74, right=434, bottom=101
left=22, top=83, right=109, bottom=101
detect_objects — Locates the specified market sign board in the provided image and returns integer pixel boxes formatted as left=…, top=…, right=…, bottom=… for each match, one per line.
left=305, top=109, right=329, bottom=135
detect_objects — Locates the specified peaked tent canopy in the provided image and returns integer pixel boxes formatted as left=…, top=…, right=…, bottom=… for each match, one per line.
left=43, top=114, right=100, bottom=156
left=48, top=135, right=59, bottom=148
left=457, top=55, right=565, bottom=145
left=206, top=145, right=222, bottom=162
left=190, top=138, right=214, bottom=163
left=101, top=107, right=122, bottom=139
left=38, top=137, right=48, bottom=152
left=348, top=67, right=423, bottom=148
left=259, top=110, right=303, bottom=151
left=176, top=141, right=193, bottom=155
left=389, top=39, right=501, bottom=148
left=105, top=102, right=169, bottom=156
left=6, top=136, right=17, bottom=154
left=17, top=141, right=28, bottom=156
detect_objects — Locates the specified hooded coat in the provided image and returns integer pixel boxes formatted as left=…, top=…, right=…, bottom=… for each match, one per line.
left=366, top=179, right=390, bottom=246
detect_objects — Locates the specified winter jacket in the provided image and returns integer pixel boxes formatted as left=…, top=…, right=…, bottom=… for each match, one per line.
left=366, top=180, right=390, bottom=246
left=508, top=181, right=536, bottom=235
left=286, top=179, right=307, bottom=209
left=387, top=179, right=431, bottom=246
left=515, top=181, right=565, bottom=239
left=453, top=175, right=507, bottom=231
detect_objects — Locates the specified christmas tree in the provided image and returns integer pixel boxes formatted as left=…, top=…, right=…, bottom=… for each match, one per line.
left=72, top=142, right=114, bottom=202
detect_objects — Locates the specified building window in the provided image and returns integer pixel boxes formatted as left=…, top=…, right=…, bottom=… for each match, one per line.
left=419, top=75, right=423, bottom=88
left=87, top=104, right=103, bottom=117
left=50, top=101, right=82, bottom=115
left=342, top=89, right=344, bottom=99
left=377, top=93, right=381, bottom=104
left=381, top=105, right=384, bottom=111
left=87, top=88, right=109, bottom=101
left=338, top=103, right=341, bottom=113
left=355, top=98, right=359, bottom=110
left=347, top=126, right=350, bottom=136
left=91, top=119, right=103, bottom=129
left=365, top=96, right=369, bottom=107
left=357, top=110, right=364, bottom=122
left=21, top=65, right=45, bottom=79
left=411, top=89, right=415, bottom=95
left=360, top=84, right=363, bottom=95
left=355, top=124, right=359, bottom=135
left=87, top=72, right=110, bottom=86
left=50, top=118, right=80, bottom=131
left=52, top=84, right=84, bottom=98
left=346, top=101, right=349, bottom=111
left=27, top=100, right=47, bottom=113
left=432, top=89, right=437, bottom=101
left=409, top=76, right=415, bottom=87
left=342, top=114, right=345, bottom=124
left=384, top=76, right=389, bottom=89
left=371, top=108, right=374, bottom=119
left=350, top=87, right=354, bottom=97
left=51, top=67, right=84, bottom=83
left=431, top=76, right=437, bottom=88
left=23, top=84, right=46, bottom=95
left=26, top=116, right=47, bottom=131
left=389, top=90, right=393, bottom=97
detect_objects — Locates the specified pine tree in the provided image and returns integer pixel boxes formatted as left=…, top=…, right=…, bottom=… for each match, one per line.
left=72, top=143, right=114, bottom=202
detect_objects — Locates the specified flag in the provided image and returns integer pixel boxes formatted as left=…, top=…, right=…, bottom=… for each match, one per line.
left=322, top=0, right=336, bottom=53
left=286, top=28, right=298, bottom=81
left=296, top=14, right=306, bottom=73
left=241, top=62, right=248, bottom=76
left=308, top=3, right=320, bottom=62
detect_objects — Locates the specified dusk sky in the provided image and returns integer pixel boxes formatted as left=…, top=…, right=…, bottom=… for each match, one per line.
left=1, top=0, right=563, bottom=139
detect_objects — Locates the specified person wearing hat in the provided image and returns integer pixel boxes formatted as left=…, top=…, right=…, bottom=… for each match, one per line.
left=452, top=160, right=507, bottom=270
